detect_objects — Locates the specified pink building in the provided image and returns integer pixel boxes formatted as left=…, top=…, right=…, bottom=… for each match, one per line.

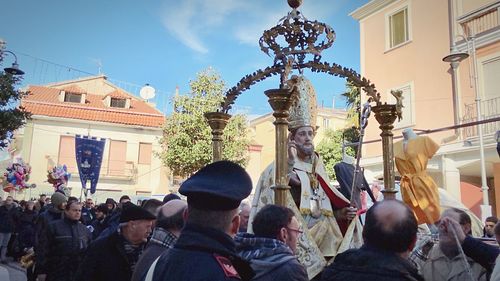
left=351, top=0, right=500, bottom=218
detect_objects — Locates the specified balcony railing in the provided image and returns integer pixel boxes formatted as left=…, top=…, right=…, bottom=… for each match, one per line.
left=50, top=160, right=138, bottom=181
left=462, top=96, right=500, bottom=138
left=458, top=1, right=500, bottom=37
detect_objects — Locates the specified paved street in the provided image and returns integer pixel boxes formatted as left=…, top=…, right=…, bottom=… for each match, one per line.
left=0, top=262, right=27, bottom=281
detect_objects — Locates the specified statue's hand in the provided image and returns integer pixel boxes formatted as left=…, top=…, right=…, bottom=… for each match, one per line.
left=288, top=133, right=298, bottom=164
left=334, top=206, right=357, bottom=221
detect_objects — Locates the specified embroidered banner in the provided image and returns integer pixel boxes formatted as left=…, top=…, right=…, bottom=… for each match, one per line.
left=75, top=135, right=106, bottom=194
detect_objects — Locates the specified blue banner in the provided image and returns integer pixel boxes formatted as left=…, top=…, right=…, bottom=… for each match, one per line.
left=75, top=135, right=106, bottom=194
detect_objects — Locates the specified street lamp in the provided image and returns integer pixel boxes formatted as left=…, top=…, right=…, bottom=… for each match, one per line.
left=443, top=34, right=491, bottom=220
left=0, top=40, right=25, bottom=75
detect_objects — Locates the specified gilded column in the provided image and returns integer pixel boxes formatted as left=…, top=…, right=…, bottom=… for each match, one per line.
left=372, top=104, right=398, bottom=200
left=204, top=112, right=231, bottom=162
left=265, top=89, right=293, bottom=206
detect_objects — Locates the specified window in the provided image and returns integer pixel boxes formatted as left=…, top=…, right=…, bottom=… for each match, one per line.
left=323, top=118, right=330, bottom=129
left=138, top=143, right=152, bottom=165
left=388, top=83, right=415, bottom=129
left=57, top=136, right=77, bottom=172
left=482, top=56, right=500, bottom=101
left=388, top=7, right=409, bottom=48
left=64, top=92, right=82, bottom=103
left=108, top=140, right=127, bottom=176
left=110, top=98, right=126, bottom=108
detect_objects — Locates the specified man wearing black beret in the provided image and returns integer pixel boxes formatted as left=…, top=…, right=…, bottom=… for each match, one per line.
left=74, top=202, right=156, bottom=281
left=149, top=160, right=255, bottom=281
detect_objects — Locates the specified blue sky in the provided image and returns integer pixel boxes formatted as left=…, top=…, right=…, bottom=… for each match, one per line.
left=1, top=0, right=369, bottom=116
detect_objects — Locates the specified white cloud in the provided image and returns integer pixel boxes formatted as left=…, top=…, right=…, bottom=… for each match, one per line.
left=160, top=0, right=345, bottom=53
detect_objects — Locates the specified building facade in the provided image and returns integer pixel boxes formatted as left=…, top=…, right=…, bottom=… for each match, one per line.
left=351, top=0, right=500, bottom=218
left=15, top=75, right=170, bottom=203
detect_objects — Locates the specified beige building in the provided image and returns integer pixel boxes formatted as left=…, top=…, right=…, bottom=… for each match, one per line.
left=246, top=107, right=349, bottom=190
left=12, top=75, right=170, bottom=203
left=351, top=0, right=500, bottom=217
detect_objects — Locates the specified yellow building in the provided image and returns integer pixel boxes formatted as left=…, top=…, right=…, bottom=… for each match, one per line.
left=351, top=0, right=500, bottom=217
left=14, top=75, right=171, bottom=203
left=246, top=107, right=349, bottom=191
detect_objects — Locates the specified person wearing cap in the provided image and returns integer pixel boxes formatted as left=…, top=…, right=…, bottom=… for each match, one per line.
left=148, top=161, right=254, bottom=281
left=132, top=199, right=187, bottom=281
left=251, top=76, right=362, bottom=278
left=36, top=200, right=91, bottom=281
left=74, top=202, right=156, bottom=281
left=34, top=192, right=67, bottom=276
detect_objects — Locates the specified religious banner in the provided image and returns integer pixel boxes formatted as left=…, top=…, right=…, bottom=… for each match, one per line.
left=75, top=135, right=106, bottom=194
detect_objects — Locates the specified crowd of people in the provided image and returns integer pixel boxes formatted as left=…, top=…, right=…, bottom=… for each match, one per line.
left=0, top=160, right=499, bottom=281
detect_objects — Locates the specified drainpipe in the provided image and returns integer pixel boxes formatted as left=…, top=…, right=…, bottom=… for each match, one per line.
left=443, top=0, right=461, bottom=143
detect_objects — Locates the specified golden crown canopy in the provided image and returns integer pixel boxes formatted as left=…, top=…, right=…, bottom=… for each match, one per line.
left=288, top=75, right=318, bottom=131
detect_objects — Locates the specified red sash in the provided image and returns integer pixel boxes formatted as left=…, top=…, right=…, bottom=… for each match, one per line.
left=317, top=175, right=349, bottom=235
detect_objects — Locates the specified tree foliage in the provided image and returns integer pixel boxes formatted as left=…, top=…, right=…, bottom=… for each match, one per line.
left=158, top=68, right=250, bottom=178
left=341, top=81, right=361, bottom=156
left=0, top=52, right=31, bottom=148
left=316, top=129, right=355, bottom=180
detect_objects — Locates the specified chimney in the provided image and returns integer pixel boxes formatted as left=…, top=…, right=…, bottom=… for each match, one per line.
left=332, top=96, right=335, bottom=109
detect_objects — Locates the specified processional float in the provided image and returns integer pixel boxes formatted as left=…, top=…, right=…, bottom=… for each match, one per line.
left=205, top=0, right=403, bottom=203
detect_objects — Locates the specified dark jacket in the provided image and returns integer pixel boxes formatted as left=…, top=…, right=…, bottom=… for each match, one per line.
left=81, top=206, right=95, bottom=225
left=0, top=204, right=18, bottom=233
left=96, top=209, right=121, bottom=240
left=462, top=236, right=500, bottom=273
left=321, top=246, right=424, bottom=281
left=132, top=228, right=177, bottom=281
left=35, top=207, right=63, bottom=255
left=37, top=217, right=91, bottom=281
left=74, top=231, right=138, bottom=281
left=235, top=233, right=308, bottom=281
left=17, top=209, right=38, bottom=250
left=152, top=223, right=254, bottom=281
left=90, top=217, right=109, bottom=240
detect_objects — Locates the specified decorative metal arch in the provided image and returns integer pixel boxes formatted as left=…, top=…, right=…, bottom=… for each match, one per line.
left=206, top=1, right=402, bottom=202
left=221, top=60, right=381, bottom=113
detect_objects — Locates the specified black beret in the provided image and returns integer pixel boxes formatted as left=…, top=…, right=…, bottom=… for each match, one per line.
left=163, top=193, right=181, bottom=203
left=179, top=160, right=252, bottom=211
left=119, top=202, right=156, bottom=223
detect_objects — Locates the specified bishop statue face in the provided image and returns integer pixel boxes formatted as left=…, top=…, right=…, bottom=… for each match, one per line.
left=292, top=126, right=315, bottom=157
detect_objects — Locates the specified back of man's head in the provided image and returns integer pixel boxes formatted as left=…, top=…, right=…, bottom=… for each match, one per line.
left=142, top=199, right=163, bottom=216
left=363, top=200, right=417, bottom=253
left=252, top=205, right=294, bottom=239
left=156, top=199, right=187, bottom=232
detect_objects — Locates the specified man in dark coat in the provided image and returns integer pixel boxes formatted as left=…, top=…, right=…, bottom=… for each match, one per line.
left=90, top=203, right=109, bottom=240
left=149, top=161, right=255, bottom=281
left=0, top=196, right=17, bottom=263
left=132, top=199, right=187, bottom=281
left=34, top=192, right=67, bottom=273
left=235, top=204, right=308, bottom=281
left=74, top=202, right=156, bottom=281
left=36, top=200, right=91, bottom=281
left=321, top=200, right=424, bottom=281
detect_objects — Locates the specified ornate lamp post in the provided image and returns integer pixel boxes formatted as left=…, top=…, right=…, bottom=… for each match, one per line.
left=204, top=112, right=231, bottom=162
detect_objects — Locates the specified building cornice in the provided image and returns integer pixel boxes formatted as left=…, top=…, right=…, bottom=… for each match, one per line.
left=350, top=0, right=398, bottom=21
left=30, top=115, right=163, bottom=132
